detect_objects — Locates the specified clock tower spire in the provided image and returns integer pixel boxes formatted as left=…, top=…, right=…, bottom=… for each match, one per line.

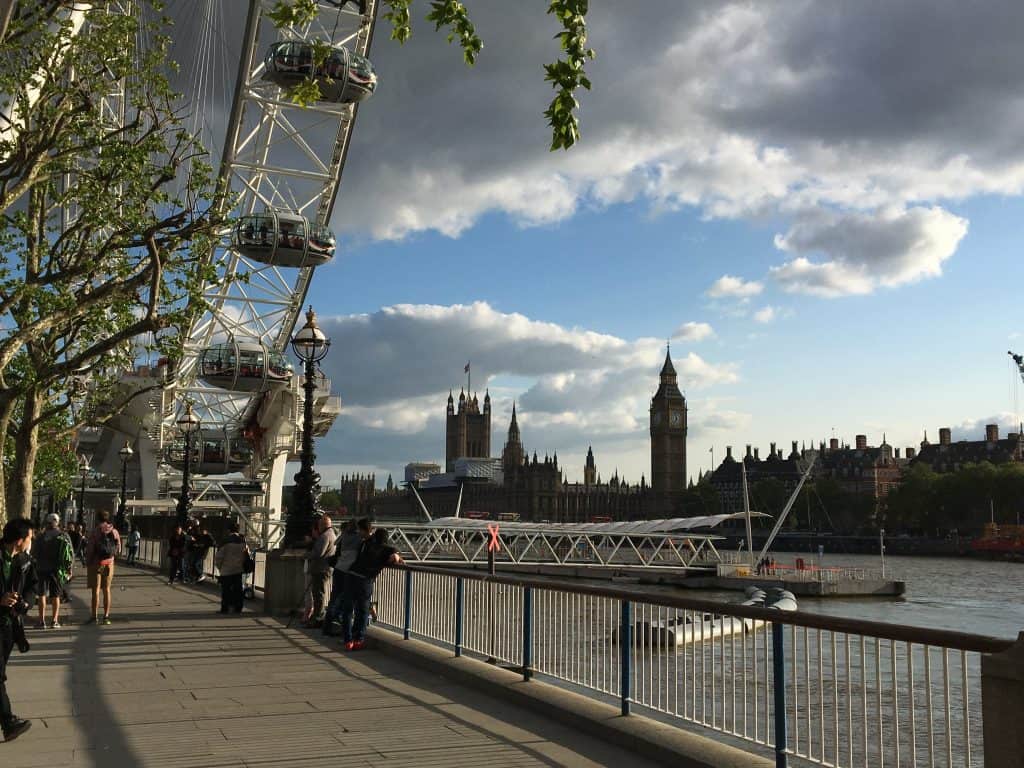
left=650, top=343, right=687, bottom=495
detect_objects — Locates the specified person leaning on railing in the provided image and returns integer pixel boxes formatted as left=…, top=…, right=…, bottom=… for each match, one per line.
left=337, top=519, right=402, bottom=651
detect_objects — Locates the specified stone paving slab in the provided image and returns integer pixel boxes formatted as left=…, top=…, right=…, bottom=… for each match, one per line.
left=1, top=565, right=659, bottom=768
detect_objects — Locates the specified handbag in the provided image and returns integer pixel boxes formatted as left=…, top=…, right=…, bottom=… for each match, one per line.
left=243, top=549, right=256, bottom=574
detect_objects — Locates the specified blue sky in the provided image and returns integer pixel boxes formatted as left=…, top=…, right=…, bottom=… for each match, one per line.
left=288, top=1, right=1024, bottom=486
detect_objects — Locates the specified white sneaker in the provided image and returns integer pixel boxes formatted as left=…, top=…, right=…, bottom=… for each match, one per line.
left=51, top=620, right=62, bottom=629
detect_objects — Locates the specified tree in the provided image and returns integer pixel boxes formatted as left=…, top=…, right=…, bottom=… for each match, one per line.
left=0, top=2, right=224, bottom=522
left=272, top=0, right=595, bottom=150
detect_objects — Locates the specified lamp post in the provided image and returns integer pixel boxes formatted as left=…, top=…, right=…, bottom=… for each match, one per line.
left=175, top=402, right=201, bottom=528
left=77, top=454, right=90, bottom=527
left=286, top=306, right=330, bottom=547
left=116, top=441, right=133, bottom=532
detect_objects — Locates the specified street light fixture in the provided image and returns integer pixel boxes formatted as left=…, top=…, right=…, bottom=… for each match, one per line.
left=117, top=441, right=133, bottom=532
left=77, top=454, right=91, bottom=527
left=286, top=306, right=330, bottom=547
left=175, top=402, right=201, bottom=527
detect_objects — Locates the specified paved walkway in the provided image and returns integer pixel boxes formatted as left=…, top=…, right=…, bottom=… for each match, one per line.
left=2, top=565, right=659, bottom=767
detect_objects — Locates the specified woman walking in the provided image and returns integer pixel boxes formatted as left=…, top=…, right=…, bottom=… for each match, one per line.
left=214, top=522, right=249, bottom=614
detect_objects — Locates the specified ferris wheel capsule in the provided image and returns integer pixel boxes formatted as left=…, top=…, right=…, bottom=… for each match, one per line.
left=233, top=212, right=335, bottom=268
left=262, top=41, right=377, bottom=104
left=199, top=341, right=294, bottom=393
left=166, top=429, right=254, bottom=475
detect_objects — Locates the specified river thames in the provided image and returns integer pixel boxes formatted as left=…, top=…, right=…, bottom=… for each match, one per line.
left=701, top=554, right=1024, bottom=639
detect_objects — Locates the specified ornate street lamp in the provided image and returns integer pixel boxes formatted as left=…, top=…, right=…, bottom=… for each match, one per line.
left=117, top=441, right=133, bottom=532
left=175, top=402, right=201, bottom=527
left=77, top=454, right=90, bottom=527
left=286, top=306, right=330, bottom=547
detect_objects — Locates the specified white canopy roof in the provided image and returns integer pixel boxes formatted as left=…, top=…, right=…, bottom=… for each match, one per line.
left=424, top=511, right=767, bottom=536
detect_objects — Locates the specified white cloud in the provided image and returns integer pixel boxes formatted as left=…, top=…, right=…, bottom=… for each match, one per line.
left=949, top=413, right=1021, bottom=442
left=325, top=1, right=1024, bottom=296
left=771, top=206, right=968, bottom=297
left=706, top=275, right=764, bottom=299
left=673, top=321, right=715, bottom=341
left=753, top=306, right=776, bottom=324
left=310, top=301, right=742, bottom=480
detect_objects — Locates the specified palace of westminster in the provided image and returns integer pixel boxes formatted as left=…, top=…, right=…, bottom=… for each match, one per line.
left=353, top=349, right=691, bottom=522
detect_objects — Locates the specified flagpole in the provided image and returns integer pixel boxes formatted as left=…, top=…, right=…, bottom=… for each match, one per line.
left=467, top=361, right=471, bottom=397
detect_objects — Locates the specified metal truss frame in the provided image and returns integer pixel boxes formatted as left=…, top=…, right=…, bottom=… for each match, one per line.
left=162, top=0, right=378, bottom=465
left=391, top=525, right=726, bottom=570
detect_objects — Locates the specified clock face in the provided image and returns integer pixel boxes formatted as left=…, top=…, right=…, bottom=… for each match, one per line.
left=670, top=411, right=682, bottom=426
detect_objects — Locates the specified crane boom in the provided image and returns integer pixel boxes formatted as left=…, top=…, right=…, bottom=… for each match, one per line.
left=1010, top=350, right=1024, bottom=385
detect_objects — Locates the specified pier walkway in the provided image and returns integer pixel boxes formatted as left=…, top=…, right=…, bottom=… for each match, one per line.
left=2, top=566, right=660, bottom=768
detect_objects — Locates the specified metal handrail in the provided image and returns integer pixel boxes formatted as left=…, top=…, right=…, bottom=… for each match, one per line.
left=401, top=562, right=1015, bottom=655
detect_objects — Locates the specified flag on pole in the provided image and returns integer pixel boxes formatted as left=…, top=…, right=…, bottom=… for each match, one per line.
left=464, top=362, right=470, bottom=373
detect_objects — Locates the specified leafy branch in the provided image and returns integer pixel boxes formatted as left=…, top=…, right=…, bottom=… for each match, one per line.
left=424, top=1, right=481, bottom=66
left=544, top=0, right=594, bottom=151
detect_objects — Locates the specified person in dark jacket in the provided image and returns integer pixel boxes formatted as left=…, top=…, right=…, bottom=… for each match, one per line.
left=338, top=520, right=402, bottom=651
left=1, top=518, right=38, bottom=742
left=214, top=523, right=250, bottom=614
left=167, top=525, right=187, bottom=585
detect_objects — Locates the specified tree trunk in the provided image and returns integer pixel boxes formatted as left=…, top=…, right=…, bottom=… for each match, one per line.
left=6, top=385, right=42, bottom=520
left=0, top=390, right=16, bottom=526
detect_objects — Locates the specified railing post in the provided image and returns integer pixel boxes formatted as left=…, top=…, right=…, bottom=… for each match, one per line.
left=982, top=631, right=1024, bottom=768
left=454, top=576, right=464, bottom=657
left=522, top=586, right=533, bottom=681
left=771, top=621, right=788, bottom=768
left=620, top=599, right=632, bottom=716
left=403, top=569, right=413, bottom=640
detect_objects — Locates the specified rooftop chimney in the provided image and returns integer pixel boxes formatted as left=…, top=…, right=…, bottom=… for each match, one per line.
left=745, top=445, right=752, bottom=459
left=829, top=438, right=839, bottom=451
left=856, top=434, right=867, bottom=450
left=939, top=427, right=951, bottom=446
left=986, top=424, right=999, bottom=442
left=754, top=448, right=760, bottom=461
left=895, top=448, right=901, bottom=459
left=769, top=442, right=776, bottom=457
left=906, top=446, right=917, bottom=459
left=726, top=446, right=733, bottom=460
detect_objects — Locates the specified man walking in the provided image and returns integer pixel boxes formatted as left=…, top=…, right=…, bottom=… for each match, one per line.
left=339, top=519, right=402, bottom=651
left=1, top=519, right=37, bottom=742
left=125, top=526, right=141, bottom=565
left=303, top=514, right=336, bottom=629
left=85, top=511, right=121, bottom=625
left=31, top=514, right=73, bottom=629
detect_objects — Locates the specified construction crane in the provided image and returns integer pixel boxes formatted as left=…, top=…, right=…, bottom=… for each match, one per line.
left=1010, top=350, right=1024, bottom=384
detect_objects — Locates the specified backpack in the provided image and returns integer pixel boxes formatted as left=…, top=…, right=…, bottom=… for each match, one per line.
left=57, top=534, right=74, bottom=579
left=95, top=530, right=117, bottom=561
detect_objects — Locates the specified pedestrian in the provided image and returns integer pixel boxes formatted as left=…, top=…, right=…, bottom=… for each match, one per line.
left=302, top=514, right=336, bottom=629
left=126, top=526, right=141, bottom=565
left=167, top=525, right=187, bottom=585
left=66, top=524, right=83, bottom=567
left=31, top=513, right=73, bottom=629
left=189, top=524, right=214, bottom=583
left=85, top=511, right=121, bottom=625
left=1, top=518, right=36, bottom=742
left=339, top=520, right=402, bottom=651
left=214, top=522, right=250, bottom=614
left=323, top=520, right=360, bottom=637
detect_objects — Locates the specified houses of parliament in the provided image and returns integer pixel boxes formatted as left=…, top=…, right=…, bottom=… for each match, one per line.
left=364, top=349, right=691, bottom=522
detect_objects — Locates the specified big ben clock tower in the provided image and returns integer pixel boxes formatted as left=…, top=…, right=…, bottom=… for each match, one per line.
left=650, top=345, right=687, bottom=494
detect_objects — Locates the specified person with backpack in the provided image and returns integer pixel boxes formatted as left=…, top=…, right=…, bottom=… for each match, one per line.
left=214, top=522, right=250, bottom=614
left=85, top=511, right=121, bottom=625
left=126, top=527, right=141, bottom=565
left=31, top=514, right=73, bottom=629
left=338, top=520, right=402, bottom=651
